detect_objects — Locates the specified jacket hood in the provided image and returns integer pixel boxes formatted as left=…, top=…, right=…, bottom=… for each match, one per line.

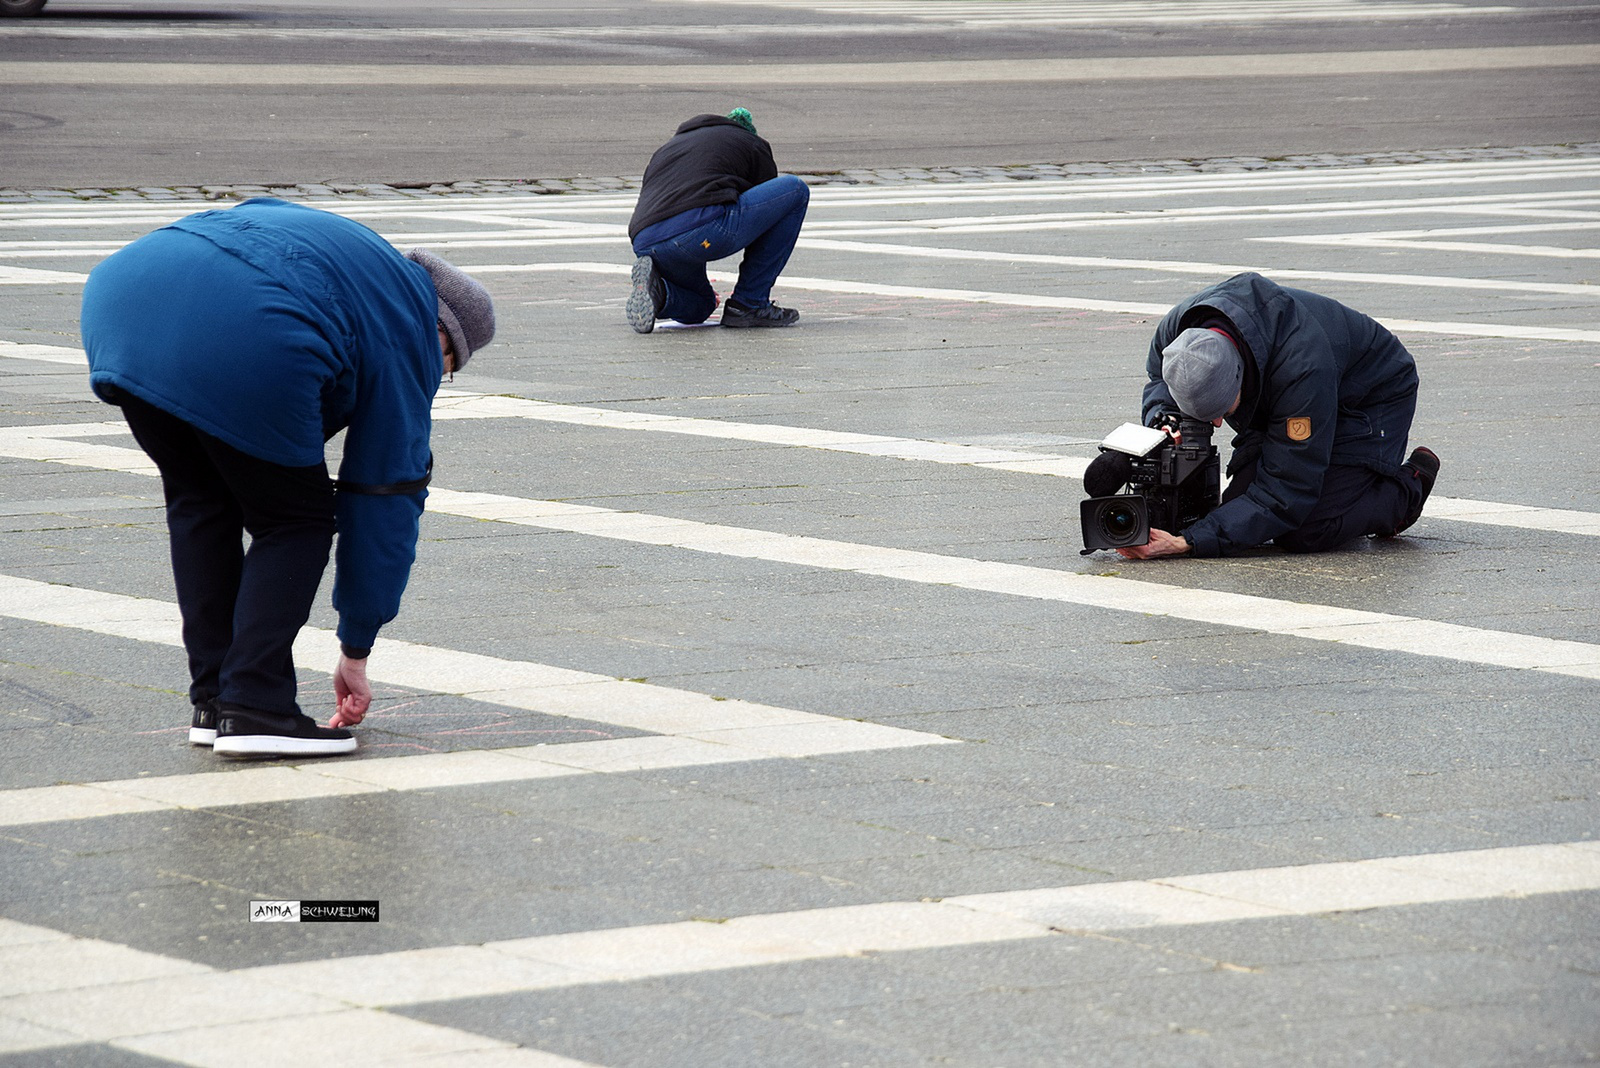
left=1182, top=274, right=1293, bottom=379
left=1178, top=273, right=1301, bottom=429
left=675, top=114, right=750, bottom=136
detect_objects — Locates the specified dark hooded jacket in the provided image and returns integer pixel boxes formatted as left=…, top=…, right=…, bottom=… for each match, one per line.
left=1142, top=273, right=1419, bottom=557
left=628, top=115, right=779, bottom=240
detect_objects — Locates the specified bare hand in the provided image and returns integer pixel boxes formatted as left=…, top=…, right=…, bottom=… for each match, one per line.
left=1116, top=528, right=1191, bottom=560
left=330, top=653, right=372, bottom=728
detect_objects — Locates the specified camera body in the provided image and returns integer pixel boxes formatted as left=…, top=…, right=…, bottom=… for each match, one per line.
left=1080, top=416, right=1221, bottom=552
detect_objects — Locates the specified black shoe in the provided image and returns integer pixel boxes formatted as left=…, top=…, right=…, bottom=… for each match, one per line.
left=213, top=705, right=356, bottom=758
left=189, top=698, right=219, bottom=747
left=720, top=299, right=799, bottom=328
left=1392, top=446, right=1440, bottom=535
left=627, top=256, right=665, bottom=334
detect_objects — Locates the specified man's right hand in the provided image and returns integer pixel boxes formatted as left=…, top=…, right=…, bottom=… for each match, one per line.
left=331, top=653, right=372, bottom=728
left=1116, top=528, right=1191, bottom=560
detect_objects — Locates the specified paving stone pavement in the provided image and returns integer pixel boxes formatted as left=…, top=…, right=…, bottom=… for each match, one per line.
left=3, top=142, right=1598, bottom=204
left=1, top=144, right=1597, bottom=1067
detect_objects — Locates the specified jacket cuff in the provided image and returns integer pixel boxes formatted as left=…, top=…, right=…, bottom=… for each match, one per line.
left=1183, top=525, right=1220, bottom=558
left=337, top=620, right=380, bottom=652
left=339, top=641, right=372, bottom=660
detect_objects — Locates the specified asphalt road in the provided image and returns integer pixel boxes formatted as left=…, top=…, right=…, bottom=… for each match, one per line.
left=4, top=145, right=1600, bottom=1065
left=1, top=0, right=1598, bottom=186
left=2, top=1, right=1599, bottom=1065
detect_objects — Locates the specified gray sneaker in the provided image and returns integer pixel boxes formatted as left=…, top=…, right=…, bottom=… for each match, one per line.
left=627, top=256, right=665, bottom=334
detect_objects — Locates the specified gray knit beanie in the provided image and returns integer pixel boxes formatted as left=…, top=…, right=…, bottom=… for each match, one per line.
left=1161, top=327, right=1244, bottom=422
left=405, top=249, right=495, bottom=370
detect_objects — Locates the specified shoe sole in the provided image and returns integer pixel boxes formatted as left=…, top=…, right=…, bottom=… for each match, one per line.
left=189, top=727, right=216, bottom=747
left=721, top=314, right=799, bottom=329
left=214, top=735, right=358, bottom=758
left=626, top=258, right=657, bottom=334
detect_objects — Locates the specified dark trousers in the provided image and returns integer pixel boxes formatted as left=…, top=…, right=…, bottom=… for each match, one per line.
left=1224, top=458, right=1425, bottom=553
left=120, top=395, right=335, bottom=715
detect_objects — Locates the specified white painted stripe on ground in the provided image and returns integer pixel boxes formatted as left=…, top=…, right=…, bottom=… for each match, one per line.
left=796, top=237, right=1600, bottom=299
left=429, top=393, right=1600, bottom=537
left=0, top=341, right=86, bottom=365
left=224, top=841, right=1600, bottom=1007
left=4, top=427, right=1595, bottom=686
left=1264, top=219, right=1600, bottom=240
left=0, top=573, right=955, bottom=828
left=10, top=234, right=1591, bottom=342
left=16, top=405, right=1508, bottom=674
left=1265, top=235, right=1600, bottom=260
left=5, top=840, right=1592, bottom=1058
left=0, top=0, right=1525, bottom=38
left=0, top=919, right=605, bottom=1065
left=793, top=200, right=1600, bottom=240
left=678, top=0, right=1518, bottom=25
left=71, top=191, right=1577, bottom=254
left=2, top=396, right=1596, bottom=540
left=351, top=192, right=1600, bottom=241
left=1422, top=497, right=1600, bottom=534
left=418, top=488, right=1600, bottom=680
left=3, top=159, right=1597, bottom=229
left=40, top=189, right=1600, bottom=259
left=0, top=265, right=87, bottom=285
left=812, top=190, right=1600, bottom=227
left=3, top=167, right=1596, bottom=258
left=536, top=261, right=1600, bottom=343
left=1, top=46, right=1594, bottom=88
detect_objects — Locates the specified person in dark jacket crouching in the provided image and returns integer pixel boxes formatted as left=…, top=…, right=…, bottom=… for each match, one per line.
left=81, top=198, right=495, bottom=757
left=627, top=108, right=809, bottom=332
left=1120, top=272, right=1439, bottom=560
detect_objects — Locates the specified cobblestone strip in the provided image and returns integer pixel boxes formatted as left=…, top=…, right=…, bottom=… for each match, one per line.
left=2, top=143, right=1595, bottom=204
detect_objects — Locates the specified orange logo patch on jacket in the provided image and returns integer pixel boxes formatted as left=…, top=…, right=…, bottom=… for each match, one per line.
left=1286, top=417, right=1312, bottom=441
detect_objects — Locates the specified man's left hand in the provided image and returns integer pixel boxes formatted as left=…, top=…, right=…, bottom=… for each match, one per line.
left=1116, top=528, right=1191, bottom=559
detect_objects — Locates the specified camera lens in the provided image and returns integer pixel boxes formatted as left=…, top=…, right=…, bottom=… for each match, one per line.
left=1102, top=504, right=1138, bottom=539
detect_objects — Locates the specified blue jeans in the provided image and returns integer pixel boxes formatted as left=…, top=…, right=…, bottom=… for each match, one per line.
left=633, top=174, right=810, bottom=324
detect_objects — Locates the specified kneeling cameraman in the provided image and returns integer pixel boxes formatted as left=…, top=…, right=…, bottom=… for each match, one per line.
left=1120, top=272, right=1438, bottom=560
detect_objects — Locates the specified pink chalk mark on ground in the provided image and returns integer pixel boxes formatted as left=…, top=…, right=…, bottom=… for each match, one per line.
left=299, top=681, right=619, bottom=751
left=138, top=682, right=620, bottom=751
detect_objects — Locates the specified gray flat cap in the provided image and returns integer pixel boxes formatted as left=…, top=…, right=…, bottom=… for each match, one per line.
left=405, top=249, right=495, bottom=370
left=1161, top=327, right=1243, bottom=422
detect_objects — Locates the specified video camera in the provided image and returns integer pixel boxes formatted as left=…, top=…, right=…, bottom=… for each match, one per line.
left=1079, top=415, right=1220, bottom=553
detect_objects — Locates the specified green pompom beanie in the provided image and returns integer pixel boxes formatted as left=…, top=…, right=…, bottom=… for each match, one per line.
left=727, top=108, right=757, bottom=136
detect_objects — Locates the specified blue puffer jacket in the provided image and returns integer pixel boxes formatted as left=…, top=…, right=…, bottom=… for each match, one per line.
left=81, top=198, right=441, bottom=647
left=1142, top=273, right=1419, bottom=557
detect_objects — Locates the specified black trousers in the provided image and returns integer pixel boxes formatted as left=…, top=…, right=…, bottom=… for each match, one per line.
left=120, top=394, right=335, bottom=715
left=1223, top=458, right=1425, bottom=554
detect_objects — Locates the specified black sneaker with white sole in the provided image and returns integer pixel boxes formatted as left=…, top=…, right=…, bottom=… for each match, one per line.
left=189, top=698, right=219, bottom=747
left=627, top=256, right=665, bottom=334
left=213, top=705, right=357, bottom=758
left=720, top=299, right=799, bottom=328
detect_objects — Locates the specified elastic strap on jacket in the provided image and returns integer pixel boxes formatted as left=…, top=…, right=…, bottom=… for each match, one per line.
left=335, top=454, right=432, bottom=496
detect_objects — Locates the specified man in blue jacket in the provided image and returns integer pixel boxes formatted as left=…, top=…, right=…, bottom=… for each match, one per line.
left=1120, top=272, right=1438, bottom=559
left=81, top=198, right=495, bottom=757
left=626, top=107, right=810, bottom=332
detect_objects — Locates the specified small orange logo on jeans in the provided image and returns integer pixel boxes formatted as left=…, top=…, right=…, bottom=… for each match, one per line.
left=702, top=240, right=712, bottom=249
left=1286, top=417, right=1312, bottom=441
